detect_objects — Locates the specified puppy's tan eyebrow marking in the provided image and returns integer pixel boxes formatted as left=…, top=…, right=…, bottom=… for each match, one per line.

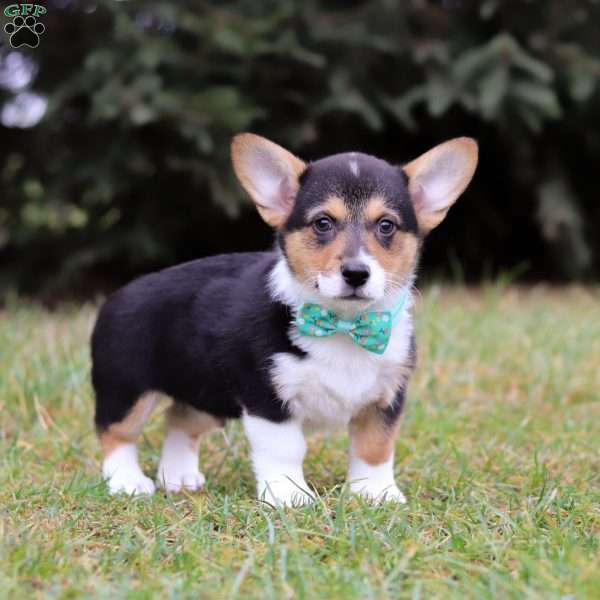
left=364, top=195, right=399, bottom=223
left=307, top=195, right=348, bottom=222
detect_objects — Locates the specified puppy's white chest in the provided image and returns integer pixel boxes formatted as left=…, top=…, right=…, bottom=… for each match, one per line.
left=270, top=314, right=413, bottom=429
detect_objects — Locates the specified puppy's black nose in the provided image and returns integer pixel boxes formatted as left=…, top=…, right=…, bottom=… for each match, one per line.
left=341, top=261, right=370, bottom=288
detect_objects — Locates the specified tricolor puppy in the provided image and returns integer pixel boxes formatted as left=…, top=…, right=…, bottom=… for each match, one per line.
left=92, top=134, right=477, bottom=506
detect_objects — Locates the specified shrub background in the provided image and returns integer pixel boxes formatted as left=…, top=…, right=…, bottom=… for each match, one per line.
left=1, top=0, right=600, bottom=298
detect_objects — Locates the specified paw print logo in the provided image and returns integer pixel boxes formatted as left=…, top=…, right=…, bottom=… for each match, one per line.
left=4, top=15, right=45, bottom=48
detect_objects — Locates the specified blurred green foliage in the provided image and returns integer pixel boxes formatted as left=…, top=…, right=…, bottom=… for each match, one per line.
left=1, top=0, right=600, bottom=296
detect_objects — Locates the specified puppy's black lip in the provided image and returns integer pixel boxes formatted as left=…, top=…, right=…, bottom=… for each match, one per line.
left=337, top=293, right=367, bottom=300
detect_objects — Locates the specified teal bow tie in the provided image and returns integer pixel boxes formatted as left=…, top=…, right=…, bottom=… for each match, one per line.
left=295, top=293, right=408, bottom=355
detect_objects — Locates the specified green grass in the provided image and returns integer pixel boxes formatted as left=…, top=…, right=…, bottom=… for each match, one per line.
left=1, top=285, right=599, bottom=599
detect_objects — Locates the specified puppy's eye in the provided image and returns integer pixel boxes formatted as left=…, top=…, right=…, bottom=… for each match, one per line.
left=377, top=219, right=396, bottom=236
left=313, top=216, right=334, bottom=234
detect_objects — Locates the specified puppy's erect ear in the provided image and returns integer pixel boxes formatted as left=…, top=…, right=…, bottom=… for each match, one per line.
left=403, top=137, right=478, bottom=235
left=231, top=133, right=306, bottom=228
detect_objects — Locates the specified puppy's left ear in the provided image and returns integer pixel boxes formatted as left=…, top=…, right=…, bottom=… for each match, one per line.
left=231, top=133, right=306, bottom=228
left=403, top=137, right=478, bottom=235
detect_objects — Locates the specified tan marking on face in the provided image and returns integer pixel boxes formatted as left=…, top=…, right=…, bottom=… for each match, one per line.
left=362, top=195, right=419, bottom=287
left=284, top=195, right=351, bottom=283
left=285, top=192, right=419, bottom=287
left=166, top=404, right=224, bottom=452
left=350, top=401, right=402, bottom=466
left=363, top=196, right=390, bottom=223
left=99, top=392, right=158, bottom=457
left=366, top=232, right=418, bottom=286
left=286, top=230, right=347, bottom=283
left=318, top=195, right=349, bottom=223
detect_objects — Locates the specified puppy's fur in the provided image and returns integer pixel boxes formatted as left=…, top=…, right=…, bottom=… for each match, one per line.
left=91, top=134, right=478, bottom=505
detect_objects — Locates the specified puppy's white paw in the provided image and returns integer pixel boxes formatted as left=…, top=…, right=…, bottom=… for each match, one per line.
left=258, top=479, right=313, bottom=508
left=106, top=470, right=156, bottom=495
left=157, top=428, right=205, bottom=493
left=350, top=481, right=406, bottom=504
left=102, top=444, right=156, bottom=495
left=157, top=466, right=205, bottom=493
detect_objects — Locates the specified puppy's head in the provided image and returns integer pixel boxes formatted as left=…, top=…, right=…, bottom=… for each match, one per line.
left=232, top=134, right=478, bottom=309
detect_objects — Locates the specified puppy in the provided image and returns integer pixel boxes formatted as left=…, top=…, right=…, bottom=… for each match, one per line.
left=91, top=134, right=478, bottom=505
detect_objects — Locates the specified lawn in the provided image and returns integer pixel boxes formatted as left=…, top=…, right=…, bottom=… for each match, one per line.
left=1, top=285, right=599, bottom=599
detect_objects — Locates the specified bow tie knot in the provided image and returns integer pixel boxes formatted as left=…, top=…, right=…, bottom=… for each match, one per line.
left=295, top=297, right=407, bottom=355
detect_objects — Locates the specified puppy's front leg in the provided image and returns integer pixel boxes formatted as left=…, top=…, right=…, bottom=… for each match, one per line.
left=347, top=397, right=406, bottom=503
left=242, top=413, right=312, bottom=507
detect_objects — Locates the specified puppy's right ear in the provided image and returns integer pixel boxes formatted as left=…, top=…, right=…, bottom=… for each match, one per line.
left=403, top=137, right=478, bottom=235
left=231, top=133, right=306, bottom=228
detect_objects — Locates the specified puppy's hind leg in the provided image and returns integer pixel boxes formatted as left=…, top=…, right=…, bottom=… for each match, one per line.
left=98, top=392, right=158, bottom=495
left=157, top=403, right=223, bottom=493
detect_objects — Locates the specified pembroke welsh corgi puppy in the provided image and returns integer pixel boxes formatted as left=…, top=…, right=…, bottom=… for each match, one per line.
left=91, top=134, right=478, bottom=506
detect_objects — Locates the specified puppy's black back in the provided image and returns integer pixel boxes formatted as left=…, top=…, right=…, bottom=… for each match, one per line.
left=92, top=252, right=301, bottom=430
